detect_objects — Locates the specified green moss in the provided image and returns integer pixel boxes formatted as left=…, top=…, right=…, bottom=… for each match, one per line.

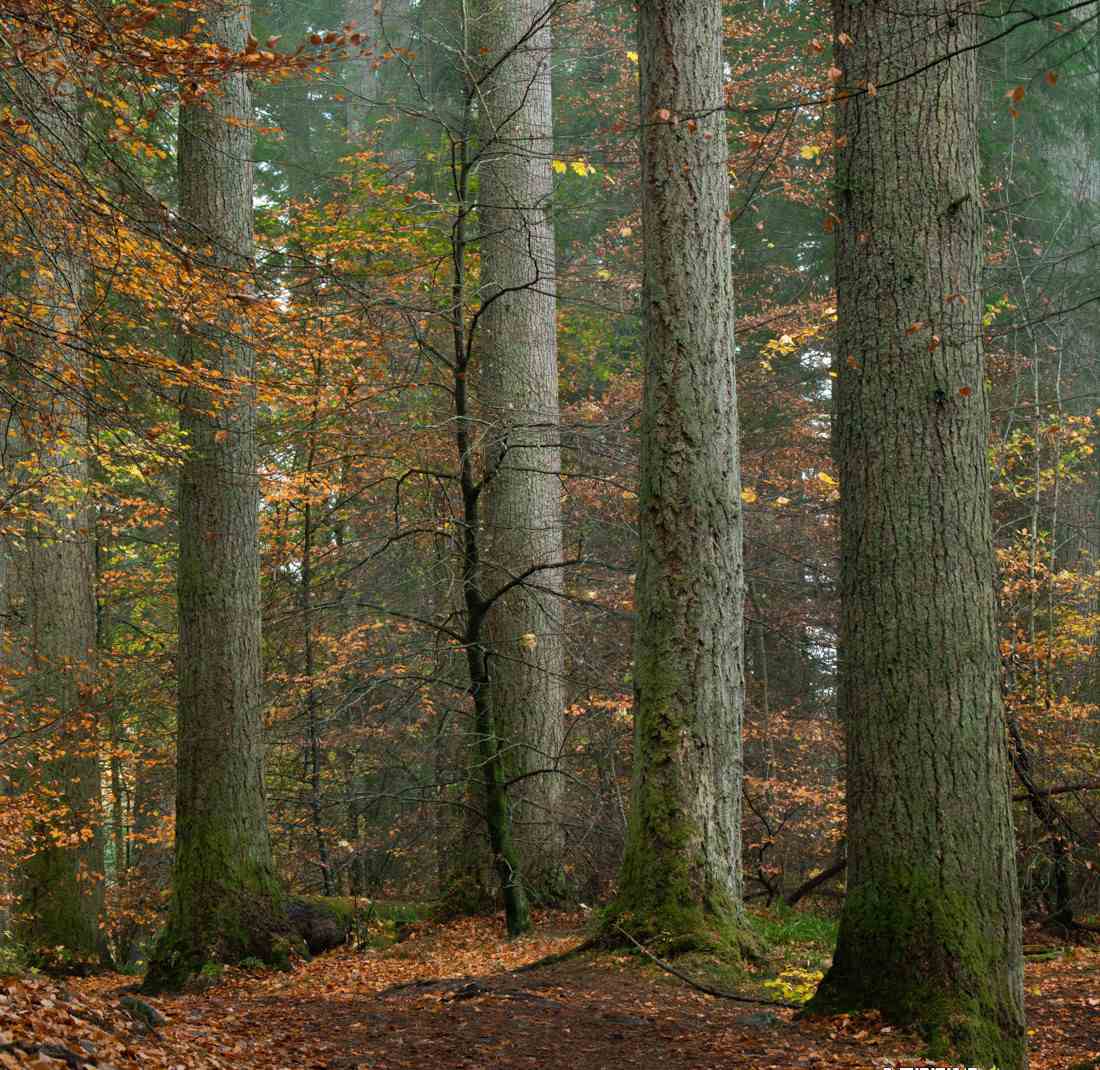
left=596, top=694, right=761, bottom=960
left=143, top=873, right=293, bottom=994
left=804, top=864, right=1025, bottom=1070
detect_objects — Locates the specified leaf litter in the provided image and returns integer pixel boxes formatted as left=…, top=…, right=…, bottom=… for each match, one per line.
left=2, top=912, right=1095, bottom=1069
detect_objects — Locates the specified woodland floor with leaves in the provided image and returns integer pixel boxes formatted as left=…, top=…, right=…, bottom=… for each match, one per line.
left=3, top=910, right=1098, bottom=1070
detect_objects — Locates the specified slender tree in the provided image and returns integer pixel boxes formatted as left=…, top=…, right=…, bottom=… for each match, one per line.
left=601, top=0, right=756, bottom=955
left=805, top=2, right=1027, bottom=1065
left=144, top=0, right=290, bottom=992
left=474, top=0, right=568, bottom=901
left=7, top=52, right=105, bottom=964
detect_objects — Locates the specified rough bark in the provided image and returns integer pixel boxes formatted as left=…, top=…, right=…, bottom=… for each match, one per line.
left=144, top=0, right=290, bottom=992
left=601, top=0, right=754, bottom=956
left=804, top=3, right=1027, bottom=1066
left=474, top=0, right=567, bottom=902
left=7, top=51, right=105, bottom=967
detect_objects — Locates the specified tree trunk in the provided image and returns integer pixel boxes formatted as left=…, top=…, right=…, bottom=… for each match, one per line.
left=144, top=0, right=289, bottom=992
left=601, top=0, right=755, bottom=957
left=9, top=50, right=105, bottom=968
left=475, top=0, right=568, bottom=903
left=805, top=4, right=1027, bottom=1066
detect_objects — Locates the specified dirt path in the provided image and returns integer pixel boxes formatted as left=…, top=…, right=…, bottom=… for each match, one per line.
left=52, top=914, right=1100, bottom=1070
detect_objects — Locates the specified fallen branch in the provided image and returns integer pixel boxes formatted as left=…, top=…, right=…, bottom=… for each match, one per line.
left=614, top=926, right=799, bottom=1010
left=1011, top=780, right=1100, bottom=802
left=378, top=938, right=596, bottom=998
left=785, top=857, right=847, bottom=908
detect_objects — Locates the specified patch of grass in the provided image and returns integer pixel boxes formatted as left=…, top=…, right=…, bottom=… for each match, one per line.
left=751, top=906, right=838, bottom=951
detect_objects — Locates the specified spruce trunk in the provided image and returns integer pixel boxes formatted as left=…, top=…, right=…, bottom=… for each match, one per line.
left=475, top=0, right=567, bottom=902
left=603, top=0, right=755, bottom=956
left=805, top=2, right=1027, bottom=1066
left=144, top=0, right=289, bottom=992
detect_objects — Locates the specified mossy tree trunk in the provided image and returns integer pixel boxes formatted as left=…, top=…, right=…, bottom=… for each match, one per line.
left=8, top=49, right=106, bottom=968
left=144, top=0, right=289, bottom=993
left=602, top=0, right=755, bottom=957
left=805, top=3, right=1026, bottom=1066
left=474, top=0, right=567, bottom=904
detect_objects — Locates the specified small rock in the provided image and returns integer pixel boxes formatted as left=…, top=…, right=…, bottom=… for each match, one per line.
left=120, top=994, right=166, bottom=1028
left=743, top=1011, right=780, bottom=1028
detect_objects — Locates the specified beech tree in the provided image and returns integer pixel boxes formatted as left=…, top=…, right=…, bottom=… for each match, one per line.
left=602, top=0, right=756, bottom=955
left=7, top=52, right=105, bottom=964
left=474, top=0, right=568, bottom=901
left=805, top=1, right=1027, bottom=1065
left=144, top=0, right=290, bottom=991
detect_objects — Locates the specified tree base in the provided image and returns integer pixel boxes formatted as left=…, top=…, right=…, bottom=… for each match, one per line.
left=596, top=895, right=764, bottom=963
left=142, top=887, right=300, bottom=995
left=802, top=875, right=1025, bottom=1070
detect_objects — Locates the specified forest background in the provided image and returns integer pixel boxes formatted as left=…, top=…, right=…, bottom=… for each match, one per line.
left=2, top=0, right=1100, bottom=995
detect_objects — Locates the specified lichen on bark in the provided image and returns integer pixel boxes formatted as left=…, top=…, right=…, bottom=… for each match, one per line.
left=599, top=0, right=757, bottom=963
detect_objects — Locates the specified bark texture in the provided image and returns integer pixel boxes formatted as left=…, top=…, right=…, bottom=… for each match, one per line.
left=805, top=3, right=1027, bottom=1066
left=7, top=53, right=105, bottom=965
left=602, top=0, right=753, bottom=955
left=144, top=0, right=289, bottom=992
left=474, top=0, right=567, bottom=900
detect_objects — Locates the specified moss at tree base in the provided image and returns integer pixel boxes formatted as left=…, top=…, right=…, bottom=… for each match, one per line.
left=802, top=870, right=1025, bottom=1070
left=142, top=885, right=299, bottom=995
left=596, top=889, right=763, bottom=963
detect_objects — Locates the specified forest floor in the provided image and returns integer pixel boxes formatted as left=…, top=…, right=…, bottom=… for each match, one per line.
left=3, top=909, right=1099, bottom=1070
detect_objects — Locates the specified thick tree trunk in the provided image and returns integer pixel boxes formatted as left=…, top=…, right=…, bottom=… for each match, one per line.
left=602, top=0, right=755, bottom=956
left=805, top=4, right=1027, bottom=1067
left=474, top=0, right=568, bottom=903
left=144, top=0, right=289, bottom=992
left=8, top=52, right=105, bottom=967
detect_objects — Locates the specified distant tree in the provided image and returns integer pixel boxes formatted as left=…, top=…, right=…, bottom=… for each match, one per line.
left=144, top=0, right=290, bottom=992
left=805, top=1, right=1027, bottom=1065
left=601, top=0, right=757, bottom=956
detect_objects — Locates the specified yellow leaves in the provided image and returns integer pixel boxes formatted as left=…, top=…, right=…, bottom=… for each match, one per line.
left=740, top=486, right=758, bottom=503
left=626, top=50, right=638, bottom=64
left=798, top=145, right=821, bottom=160
left=817, top=471, right=837, bottom=487
left=983, top=294, right=1016, bottom=327
left=552, top=159, right=594, bottom=176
